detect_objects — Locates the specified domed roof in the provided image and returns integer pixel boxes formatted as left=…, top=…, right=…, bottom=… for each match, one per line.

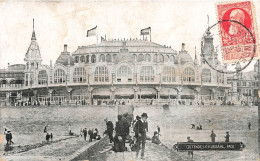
left=55, top=45, right=74, bottom=66
left=179, top=52, right=193, bottom=64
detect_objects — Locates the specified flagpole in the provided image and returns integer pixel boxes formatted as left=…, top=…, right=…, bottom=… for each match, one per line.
left=150, top=27, right=151, bottom=42
left=96, top=26, right=98, bottom=44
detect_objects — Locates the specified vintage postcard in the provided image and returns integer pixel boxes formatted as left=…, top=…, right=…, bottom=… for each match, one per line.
left=0, top=0, right=259, bottom=161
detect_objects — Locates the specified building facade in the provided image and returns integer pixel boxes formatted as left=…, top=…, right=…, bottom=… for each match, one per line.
left=1, top=23, right=258, bottom=106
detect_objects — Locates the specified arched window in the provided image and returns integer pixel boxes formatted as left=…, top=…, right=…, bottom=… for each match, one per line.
left=54, top=69, right=66, bottom=84
left=117, top=66, right=132, bottom=82
left=73, top=67, right=86, bottom=83
left=182, top=68, right=195, bottom=83
left=86, top=55, right=89, bottom=63
left=99, top=54, right=105, bottom=62
left=145, top=54, right=151, bottom=62
left=94, top=66, right=109, bottom=82
left=140, top=66, right=155, bottom=82
left=162, top=66, right=175, bottom=82
left=159, top=54, right=164, bottom=62
left=201, top=69, right=211, bottom=83
left=137, top=54, right=144, bottom=62
left=165, top=55, right=170, bottom=62
left=80, top=56, right=85, bottom=62
left=153, top=54, right=158, bottom=62
left=106, top=54, right=112, bottom=62
left=75, top=56, right=79, bottom=63
left=170, top=55, right=175, bottom=62
left=38, top=70, right=48, bottom=85
left=91, top=55, right=96, bottom=63
left=113, top=54, right=117, bottom=62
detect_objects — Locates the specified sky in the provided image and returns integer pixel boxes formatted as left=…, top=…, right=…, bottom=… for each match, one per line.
left=0, top=0, right=259, bottom=71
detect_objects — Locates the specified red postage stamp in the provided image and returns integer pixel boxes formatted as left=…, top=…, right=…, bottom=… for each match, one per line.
left=216, top=1, right=259, bottom=63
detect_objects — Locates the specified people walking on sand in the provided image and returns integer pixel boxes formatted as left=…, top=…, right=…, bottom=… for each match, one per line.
left=187, top=136, right=194, bottom=158
left=157, top=125, right=160, bottom=134
left=50, top=133, right=53, bottom=141
left=115, top=115, right=126, bottom=152
left=44, top=125, right=48, bottom=133
left=46, top=133, right=50, bottom=142
left=88, top=129, right=94, bottom=142
left=68, top=123, right=72, bottom=135
left=4, top=128, right=7, bottom=135
left=135, top=113, right=148, bottom=159
left=190, top=124, right=195, bottom=129
left=152, top=131, right=161, bottom=145
left=83, top=128, right=88, bottom=141
left=105, top=118, right=114, bottom=143
left=6, top=131, right=13, bottom=145
left=80, top=128, right=83, bottom=137
left=225, top=132, right=230, bottom=142
left=210, top=130, right=216, bottom=142
left=248, top=122, right=251, bottom=130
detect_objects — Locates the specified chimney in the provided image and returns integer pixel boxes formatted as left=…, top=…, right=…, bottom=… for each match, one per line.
left=181, top=43, right=185, bottom=51
left=64, top=44, right=68, bottom=52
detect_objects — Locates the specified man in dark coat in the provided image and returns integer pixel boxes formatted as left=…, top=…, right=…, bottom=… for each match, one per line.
left=83, top=128, right=88, bottom=141
left=115, top=115, right=126, bottom=152
left=105, top=118, right=114, bottom=143
left=88, top=129, right=94, bottom=142
left=6, top=131, right=13, bottom=145
left=135, top=113, right=148, bottom=159
left=225, top=132, right=230, bottom=142
left=187, top=136, right=194, bottom=158
left=210, top=130, right=216, bottom=142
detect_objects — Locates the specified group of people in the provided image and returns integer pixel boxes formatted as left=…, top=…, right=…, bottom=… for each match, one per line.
left=43, top=125, right=53, bottom=142
left=210, top=130, right=230, bottom=142
left=190, top=123, right=203, bottom=130
left=104, top=112, right=149, bottom=159
left=80, top=128, right=101, bottom=142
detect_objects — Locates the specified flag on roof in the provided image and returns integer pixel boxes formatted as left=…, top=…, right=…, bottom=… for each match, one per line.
left=87, top=26, right=97, bottom=37
left=140, top=27, right=151, bottom=35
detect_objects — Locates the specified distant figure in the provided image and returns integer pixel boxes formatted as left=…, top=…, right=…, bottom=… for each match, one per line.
left=105, top=118, right=114, bottom=143
left=135, top=113, right=148, bottom=159
left=151, top=131, right=161, bottom=145
left=44, top=126, right=47, bottom=133
left=83, top=128, right=88, bottom=141
left=93, top=128, right=99, bottom=139
left=225, top=132, right=230, bottom=142
left=197, top=123, right=202, bottom=130
left=210, top=130, right=216, bottom=142
left=115, top=115, right=126, bottom=152
left=6, top=131, right=13, bottom=145
left=187, top=136, right=194, bottom=158
left=157, top=125, right=160, bottom=134
left=248, top=122, right=251, bottom=130
left=50, top=133, right=53, bottom=141
left=4, top=128, right=7, bottom=135
left=46, top=133, right=50, bottom=142
left=80, top=128, right=83, bottom=137
left=190, top=124, right=195, bottom=129
left=88, top=129, right=94, bottom=142
left=68, top=123, right=72, bottom=135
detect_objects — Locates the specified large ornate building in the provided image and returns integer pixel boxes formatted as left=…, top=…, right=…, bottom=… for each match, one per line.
left=0, top=22, right=259, bottom=106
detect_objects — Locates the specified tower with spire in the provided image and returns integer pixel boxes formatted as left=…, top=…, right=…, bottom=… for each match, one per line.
left=24, top=19, right=42, bottom=70
left=200, top=16, right=218, bottom=66
left=24, top=19, right=42, bottom=87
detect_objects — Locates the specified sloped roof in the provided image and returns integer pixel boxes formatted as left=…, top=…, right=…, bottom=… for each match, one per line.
left=24, top=30, right=42, bottom=62
left=56, top=52, right=74, bottom=66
